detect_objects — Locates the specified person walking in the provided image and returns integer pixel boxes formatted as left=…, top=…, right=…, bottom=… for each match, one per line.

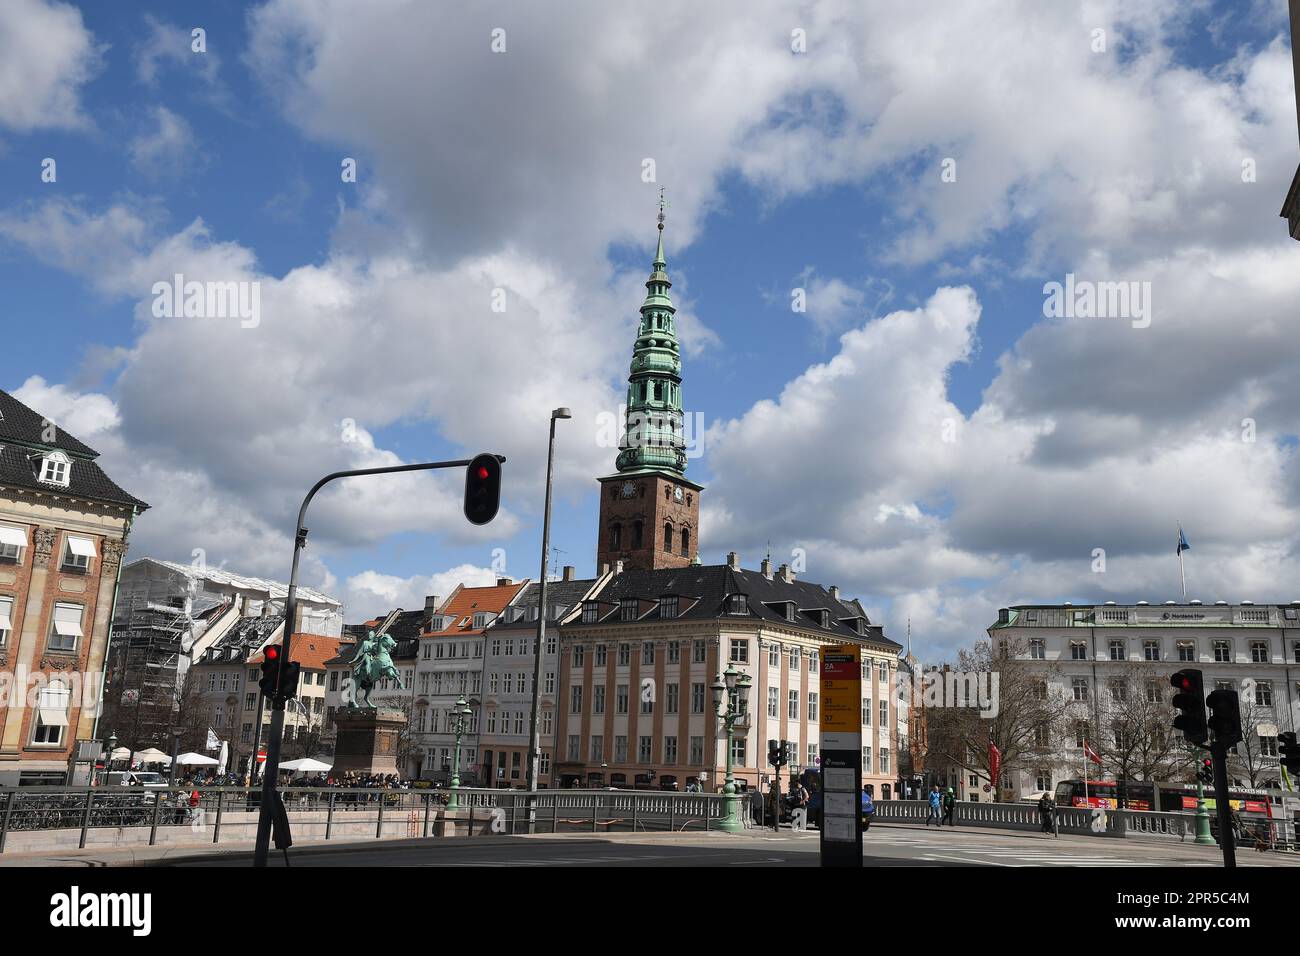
left=941, top=787, right=956, bottom=826
left=926, top=785, right=942, bottom=826
left=1038, top=792, right=1055, bottom=834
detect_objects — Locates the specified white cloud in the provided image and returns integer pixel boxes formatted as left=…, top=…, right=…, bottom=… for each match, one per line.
left=338, top=565, right=502, bottom=621
left=128, top=106, right=201, bottom=178
left=0, top=0, right=98, bottom=131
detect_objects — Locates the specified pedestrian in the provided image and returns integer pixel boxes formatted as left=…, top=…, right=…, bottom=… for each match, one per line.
left=1037, top=793, right=1054, bottom=834
left=861, top=786, right=875, bottom=831
left=942, top=787, right=956, bottom=826
left=926, top=785, right=941, bottom=826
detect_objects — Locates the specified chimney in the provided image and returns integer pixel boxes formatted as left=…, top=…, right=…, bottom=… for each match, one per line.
left=563, top=566, right=576, bottom=581
left=829, top=585, right=840, bottom=602
left=779, top=564, right=794, bottom=583
left=726, top=551, right=740, bottom=570
left=497, top=577, right=512, bottom=586
left=761, top=558, right=773, bottom=579
left=601, top=562, right=611, bottom=575
left=425, top=594, right=441, bottom=614
left=615, top=559, right=625, bottom=574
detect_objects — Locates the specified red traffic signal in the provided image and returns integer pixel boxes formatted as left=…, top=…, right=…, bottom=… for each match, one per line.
left=463, top=453, right=502, bottom=525
left=1169, top=669, right=1207, bottom=745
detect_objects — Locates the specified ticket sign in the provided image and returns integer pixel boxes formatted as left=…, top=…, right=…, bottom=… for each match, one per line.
left=819, top=644, right=863, bottom=867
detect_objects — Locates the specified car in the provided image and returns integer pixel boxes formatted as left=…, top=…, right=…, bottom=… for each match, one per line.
left=100, top=771, right=168, bottom=789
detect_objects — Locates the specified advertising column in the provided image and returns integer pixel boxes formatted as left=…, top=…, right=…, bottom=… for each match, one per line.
left=819, top=645, right=863, bottom=867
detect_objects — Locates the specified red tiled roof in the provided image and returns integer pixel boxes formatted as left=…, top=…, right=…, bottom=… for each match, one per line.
left=423, top=581, right=528, bottom=637
left=249, top=634, right=344, bottom=670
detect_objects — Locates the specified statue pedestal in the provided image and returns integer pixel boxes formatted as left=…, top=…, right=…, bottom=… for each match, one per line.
left=331, top=708, right=407, bottom=776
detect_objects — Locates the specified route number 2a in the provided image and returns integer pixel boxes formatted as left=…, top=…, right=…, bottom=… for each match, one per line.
left=791, top=807, right=807, bottom=831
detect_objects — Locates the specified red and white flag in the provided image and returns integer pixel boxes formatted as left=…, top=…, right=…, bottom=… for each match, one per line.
left=989, top=741, right=1002, bottom=790
left=1083, top=740, right=1102, bottom=765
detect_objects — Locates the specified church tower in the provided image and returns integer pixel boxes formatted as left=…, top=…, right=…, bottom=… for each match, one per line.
left=596, top=198, right=702, bottom=572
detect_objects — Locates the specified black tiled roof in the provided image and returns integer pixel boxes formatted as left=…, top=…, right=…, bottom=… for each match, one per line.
left=493, top=579, right=597, bottom=630
left=327, top=609, right=424, bottom=665
left=0, top=388, right=149, bottom=509
left=570, top=564, right=900, bottom=648
left=197, top=614, right=284, bottom=664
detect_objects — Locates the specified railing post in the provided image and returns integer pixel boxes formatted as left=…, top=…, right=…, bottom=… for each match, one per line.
left=632, top=793, right=639, bottom=833
left=0, top=791, right=13, bottom=854
left=213, top=789, right=224, bottom=844
left=552, top=796, right=559, bottom=834
left=592, top=795, right=599, bottom=833
left=422, top=792, right=431, bottom=838
left=149, top=790, right=163, bottom=846
left=326, top=790, right=335, bottom=841
left=377, top=792, right=385, bottom=839
left=79, top=789, right=93, bottom=849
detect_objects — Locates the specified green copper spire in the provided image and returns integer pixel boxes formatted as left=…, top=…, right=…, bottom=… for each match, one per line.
left=616, top=195, right=686, bottom=476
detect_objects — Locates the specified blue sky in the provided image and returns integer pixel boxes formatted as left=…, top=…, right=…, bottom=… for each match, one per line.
left=2, top=0, right=1298, bottom=658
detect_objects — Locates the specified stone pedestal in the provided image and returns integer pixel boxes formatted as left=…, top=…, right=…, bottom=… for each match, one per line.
left=331, top=708, right=407, bottom=776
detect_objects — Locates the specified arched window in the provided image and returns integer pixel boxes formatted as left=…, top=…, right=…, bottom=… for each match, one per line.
left=680, top=527, right=690, bottom=556
left=610, top=523, right=622, bottom=550
left=663, top=522, right=673, bottom=551
left=632, top=521, right=643, bottom=549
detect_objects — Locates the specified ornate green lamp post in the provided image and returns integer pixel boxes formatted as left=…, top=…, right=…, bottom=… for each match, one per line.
left=448, top=695, right=474, bottom=811
left=1193, top=759, right=1215, bottom=846
left=712, top=663, right=752, bottom=833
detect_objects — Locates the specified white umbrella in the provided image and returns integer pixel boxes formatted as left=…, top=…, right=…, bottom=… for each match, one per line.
left=280, top=757, right=333, bottom=774
left=134, top=748, right=172, bottom=765
left=175, top=752, right=219, bottom=766
left=105, top=746, right=132, bottom=761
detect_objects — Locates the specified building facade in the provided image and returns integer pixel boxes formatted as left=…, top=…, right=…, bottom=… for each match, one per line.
left=553, top=554, right=901, bottom=793
left=0, top=387, right=148, bottom=786
left=988, top=601, right=1300, bottom=798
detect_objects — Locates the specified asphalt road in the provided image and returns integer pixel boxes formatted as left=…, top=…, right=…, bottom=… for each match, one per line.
left=147, top=823, right=1300, bottom=868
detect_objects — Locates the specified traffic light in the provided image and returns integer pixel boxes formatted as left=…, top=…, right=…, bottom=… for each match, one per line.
left=1279, top=732, right=1300, bottom=774
left=463, top=453, right=502, bottom=525
left=1169, top=669, right=1207, bottom=745
left=258, top=645, right=301, bottom=704
left=1196, top=758, right=1213, bottom=784
left=1206, top=688, right=1243, bottom=747
left=768, top=739, right=781, bottom=767
left=781, top=739, right=793, bottom=766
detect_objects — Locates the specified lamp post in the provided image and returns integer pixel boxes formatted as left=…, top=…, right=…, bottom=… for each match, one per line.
left=526, top=408, right=570, bottom=823
left=169, top=725, right=185, bottom=786
left=102, top=731, right=118, bottom=784
left=712, top=663, right=752, bottom=833
left=448, top=695, right=473, bottom=811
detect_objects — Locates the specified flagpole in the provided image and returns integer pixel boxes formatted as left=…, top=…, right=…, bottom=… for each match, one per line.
left=1177, top=523, right=1187, bottom=601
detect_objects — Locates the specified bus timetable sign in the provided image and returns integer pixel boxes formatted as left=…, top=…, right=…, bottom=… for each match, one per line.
left=819, top=644, right=863, bottom=868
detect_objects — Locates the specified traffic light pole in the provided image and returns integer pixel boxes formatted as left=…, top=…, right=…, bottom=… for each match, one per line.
left=252, top=456, right=498, bottom=868
left=1209, top=743, right=1235, bottom=869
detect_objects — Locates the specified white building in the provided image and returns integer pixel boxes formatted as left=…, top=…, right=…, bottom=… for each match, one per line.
left=988, top=600, right=1300, bottom=798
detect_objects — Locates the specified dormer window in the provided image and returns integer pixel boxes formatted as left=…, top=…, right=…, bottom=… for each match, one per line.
left=785, top=603, right=797, bottom=622
left=582, top=601, right=600, bottom=624
left=39, top=452, right=71, bottom=486
left=472, top=611, right=492, bottom=629
left=61, top=535, right=95, bottom=573
left=659, top=596, right=678, bottom=619
left=727, top=594, right=748, bottom=614
left=620, top=598, right=639, bottom=622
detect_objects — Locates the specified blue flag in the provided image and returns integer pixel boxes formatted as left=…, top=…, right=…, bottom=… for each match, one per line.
left=1177, top=528, right=1190, bottom=555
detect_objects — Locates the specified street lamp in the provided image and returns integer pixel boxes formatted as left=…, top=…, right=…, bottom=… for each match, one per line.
left=169, top=725, right=185, bottom=786
left=713, top=663, right=752, bottom=832
left=448, top=695, right=474, bottom=811
left=526, top=408, right=570, bottom=819
left=102, top=731, right=118, bottom=783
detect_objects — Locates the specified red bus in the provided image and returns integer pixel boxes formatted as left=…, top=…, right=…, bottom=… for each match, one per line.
left=1054, top=779, right=1154, bottom=810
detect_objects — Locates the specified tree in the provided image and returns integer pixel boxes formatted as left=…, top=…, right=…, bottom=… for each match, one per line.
left=1094, top=665, right=1196, bottom=806
left=922, top=638, right=1074, bottom=802
left=1229, top=678, right=1292, bottom=788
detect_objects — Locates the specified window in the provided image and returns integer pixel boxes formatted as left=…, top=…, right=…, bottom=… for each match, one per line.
left=473, top=612, right=490, bottom=629
left=47, top=603, right=83, bottom=652
left=809, top=649, right=819, bottom=672
left=1141, top=639, right=1159, bottom=662
left=1178, top=641, right=1195, bottom=662
left=573, top=645, right=585, bottom=667
left=692, top=640, right=706, bottom=663
left=879, top=749, right=889, bottom=774
left=489, top=673, right=499, bottom=694
left=567, top=735, right=580, bottom=761
left=245, top=693, right=256, bottom=711
left=591, top=735, right=603, bottom=762
left=62, top=535, right=95, bottom=573
left=485, top=711, right=497, bottom=734
left=1260, top=734, right=1278, bottom=757
left=490, top=639, right=500, bottom=656
left=862, top=697, right=871, bottom=726
left=689, top=736, right=704, bottom=765
left=879, top=699, right=888, bottom=726
left=615, top=736, right=629, bottom=763
left=1255, top=681, right=1273, bottom=707
left=0, top=595, right=12, bottom=646
left=546, top=635, right=556, bottom=655
left=667, top=641, right=680, bottom=663
left=730, top=737, right=746, bottom=766
left=663, top=523, right=673, bottom=552
left=785, top=603, right=796, bottom=622
left=632, top=521, right=643, bottom=549
left=594, top=643, right=608, bottom=667
left=680, top=528, right=690, bottom=556
left=541, top=711, right=552, bottom=735
left=32, top=680, right=69, bottom=745
left=767, top=686, right=779, bottom=718
left=729, top=594, right=748, bottom=615
left=582, top=602, right=600, bottom=624
left=1145, top=680, right=1162, bottom=704
left=1029, top=639, right=1045, bottom=660
left=691, top=683, right=705, bottom=714
left=642, top=642, right=656, bottom=665
left=1251, top=641, right=1269, bottom=664
left=1070, top=641, right=1087, bottom=660
left=658, top=595, right=678, bottom=619
left=593, top=686, right=606, bottom=714
left=862, top=746, right=872, bottom=773
left=768, top=643, right=780, bottom=667
left=1034, top=725, right=1050, bottom=747
left=1293, top=642, right=1300, bottom=664
left=610, top=523, right=622, bottom=550
left=620, top=599, right=639, bottom=622
left=1071, top=678, right=1089, bottom=702
left=1074, top=721, right=1089, bottom=748
left=618, top=643, right=631, bottom=666
left=878, top=661, right=888, bottom=680
left=570, top=686, right=583, bottom=714
left=39, top=453, right=70, bottom=486
left=1108, top=640, right=1124, bottom=661
left=1109, top=680, right=1128, bottom=702
left=1213, top=640, right=1230, bottom=663
left=666, top=683, right=679, bottom=713
left=639, top=736, right=653, bottom=762
left=664, top=736, right=678, bottom=763
left=807, top=692, right=819, bottom=721
left=472, top=671, right=482, bottom=694
left=544, top=671, right=555, bottom=693
left=729, top=639, right=749, bottom=664
left=789, top=647, right=800, bottom=671
left=1035, top=770, right=1052, bottom=792
left=514, top=712, right=525, bottom=734
left=617, top=684, right=629, bottom=714
left=504, top=639, right=514, bottom=656
left=0, top=525, right=26, bottom=562
left=788, top=690, right=798, bottom=720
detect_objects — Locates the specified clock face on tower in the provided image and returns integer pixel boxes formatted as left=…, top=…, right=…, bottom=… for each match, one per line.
left=620, top=481, right=637, bottom=499
left=673, top=485, right=683, bottom=502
